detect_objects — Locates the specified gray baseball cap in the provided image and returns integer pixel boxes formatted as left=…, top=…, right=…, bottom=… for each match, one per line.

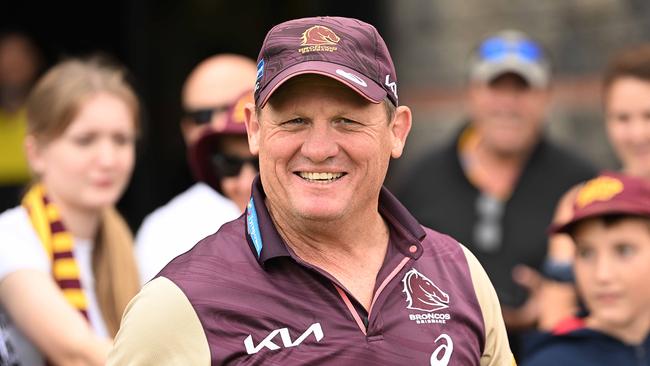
left=469, top=30, right=550, bottom=88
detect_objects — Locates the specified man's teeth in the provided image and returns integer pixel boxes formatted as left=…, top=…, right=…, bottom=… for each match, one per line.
left=299, top=172, right=343, bottom=181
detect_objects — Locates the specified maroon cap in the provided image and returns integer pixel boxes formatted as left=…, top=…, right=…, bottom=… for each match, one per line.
left=188, top=90, right=253, bottom=193
left=254, top=16, right=398, bottom=108
left=550, top=171, right=650, bottom=234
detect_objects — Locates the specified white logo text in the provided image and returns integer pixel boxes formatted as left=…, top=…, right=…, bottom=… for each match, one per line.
left=244, top=323, right=324, bottom=355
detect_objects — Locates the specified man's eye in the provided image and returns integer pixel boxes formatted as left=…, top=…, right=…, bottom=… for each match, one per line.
left=335, top=118, right=360, bottom=127
left=284, top=118, right=305, bottom=125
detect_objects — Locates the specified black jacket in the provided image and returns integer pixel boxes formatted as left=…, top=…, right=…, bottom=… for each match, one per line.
left=397, top=127, right=597, bottom=307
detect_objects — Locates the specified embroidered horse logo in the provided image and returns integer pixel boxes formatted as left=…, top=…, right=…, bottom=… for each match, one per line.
left=402, top=268, right=450, bottom=312
left=301, top=25, right=340, bottom=46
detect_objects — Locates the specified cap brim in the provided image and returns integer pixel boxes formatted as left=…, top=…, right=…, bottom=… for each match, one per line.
left=548, top=201, right=650, bottom=235
left=472, top=58, right=548, bottom=88
left=257, top=60, right=387, bottom=108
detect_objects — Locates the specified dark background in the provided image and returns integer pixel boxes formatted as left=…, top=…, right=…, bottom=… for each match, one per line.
left=3, top=0, right=388, bottom=230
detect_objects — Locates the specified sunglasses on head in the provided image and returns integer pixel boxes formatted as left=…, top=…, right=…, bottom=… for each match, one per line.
left=185, top=105, right=231, bottom=125
left=211, top=153, right=259, bottom=178
left=479, top=37, right=543, bottom=63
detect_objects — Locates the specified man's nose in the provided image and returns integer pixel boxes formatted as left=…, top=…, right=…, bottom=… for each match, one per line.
left=300, top=123, right=339, bottom=163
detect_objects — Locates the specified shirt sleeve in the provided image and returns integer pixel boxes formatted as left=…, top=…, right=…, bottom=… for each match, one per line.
left=107, top=277, right=210, bottom=365
left=0, top=207, right=49, bottom=281
left=461, top=245, right=517, bottom=366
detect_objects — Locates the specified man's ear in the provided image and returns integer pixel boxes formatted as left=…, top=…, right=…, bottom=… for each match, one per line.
left=390, top=105, right=412, bottom=159
left=24, top=134, right=44, bottom=176
left=244, top=103, right=260, bottom=155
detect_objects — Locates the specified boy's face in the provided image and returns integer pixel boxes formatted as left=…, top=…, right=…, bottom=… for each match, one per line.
left=573, top=217, right=650, bottom=333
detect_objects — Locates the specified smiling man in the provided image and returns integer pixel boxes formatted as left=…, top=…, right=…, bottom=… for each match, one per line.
left=108, top=16, right=513, bottom=365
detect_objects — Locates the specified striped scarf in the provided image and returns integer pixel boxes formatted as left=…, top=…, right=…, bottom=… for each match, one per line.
left=21, top=184, right=89, bottom=320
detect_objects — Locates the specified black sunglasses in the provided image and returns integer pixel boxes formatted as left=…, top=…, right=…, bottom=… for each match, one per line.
left=185, top=105, right=231, bottom=125
left=211, top=153, right=259, bottom=178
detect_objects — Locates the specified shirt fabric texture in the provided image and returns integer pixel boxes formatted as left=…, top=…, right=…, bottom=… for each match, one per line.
left=109, top=177, right=513, bottom=365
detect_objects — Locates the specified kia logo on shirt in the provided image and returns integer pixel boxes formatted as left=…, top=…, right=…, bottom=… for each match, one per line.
left=244, top=323, right=324, bottom=355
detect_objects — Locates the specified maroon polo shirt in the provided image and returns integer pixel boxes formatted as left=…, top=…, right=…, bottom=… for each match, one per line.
left=152, top=176, right=492, bottom=365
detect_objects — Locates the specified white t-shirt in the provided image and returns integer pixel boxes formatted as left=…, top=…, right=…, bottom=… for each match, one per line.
left=136, top=182, right=241, bottom=283
left=0, top=206, right=108, bottom=366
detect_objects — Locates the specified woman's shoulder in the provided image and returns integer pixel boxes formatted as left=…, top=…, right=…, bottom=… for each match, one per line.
left=0, top=205, right=49, bottom=279
left=0, top=206, right=36, bottom=241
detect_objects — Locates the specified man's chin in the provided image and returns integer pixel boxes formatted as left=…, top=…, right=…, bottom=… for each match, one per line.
left=294, top=206, right=346, bottom=223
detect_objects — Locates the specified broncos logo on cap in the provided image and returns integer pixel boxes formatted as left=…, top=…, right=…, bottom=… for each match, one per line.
left=402, top=268, right=450, bottom=312
left=301, top=25, right=340, bottom=46
left=576, top=176, right=624, bottom=208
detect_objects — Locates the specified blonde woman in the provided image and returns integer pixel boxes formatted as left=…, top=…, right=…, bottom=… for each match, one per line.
left=0, top=58, right=140, bottom=365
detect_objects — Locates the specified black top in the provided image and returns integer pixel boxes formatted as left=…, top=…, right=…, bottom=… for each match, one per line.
left=396, top=127, right=597, bottom=307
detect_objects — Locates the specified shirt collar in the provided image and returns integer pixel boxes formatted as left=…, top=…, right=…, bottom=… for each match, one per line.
left=245, top=175, right=426, bottom=268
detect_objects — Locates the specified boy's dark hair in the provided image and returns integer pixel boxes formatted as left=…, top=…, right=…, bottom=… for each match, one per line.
left=567, top=213, right=650, bottom=239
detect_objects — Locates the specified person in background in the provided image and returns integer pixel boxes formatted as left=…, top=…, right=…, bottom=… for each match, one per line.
left=0, top=57, right=140, bottom=365
left=524, top=172, right=650, bottom=365
left=0, top=32, right=43, bottom=212
left=396, top=29, right=596, bottom=356
left=135, top=54, right=257, bottom=283
left=540, top=44, right=650, bottom=332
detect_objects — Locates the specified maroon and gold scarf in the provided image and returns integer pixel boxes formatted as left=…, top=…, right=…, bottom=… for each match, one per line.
left=22, top=184, right=89, bottom=319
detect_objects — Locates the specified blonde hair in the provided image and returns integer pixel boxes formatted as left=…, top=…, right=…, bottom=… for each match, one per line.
left=26, top=57, right=141, bottom=336
left=26, top=56, right=140, bottom=142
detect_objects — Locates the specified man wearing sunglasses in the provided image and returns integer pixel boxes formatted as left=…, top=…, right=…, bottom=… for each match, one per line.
left=135, top=54, right=258, bottom=283
left=397, top=30, right=596, bottom=356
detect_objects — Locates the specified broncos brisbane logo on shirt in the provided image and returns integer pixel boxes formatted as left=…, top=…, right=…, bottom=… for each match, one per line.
left=402, top=268, right=450, bottom=312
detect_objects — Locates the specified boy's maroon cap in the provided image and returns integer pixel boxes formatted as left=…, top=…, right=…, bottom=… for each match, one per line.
left=254, top=16, right=398, bottom=108
left=550, top=171, right=650, bottom=234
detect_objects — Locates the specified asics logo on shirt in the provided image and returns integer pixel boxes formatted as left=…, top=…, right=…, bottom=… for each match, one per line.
left=244, top=322, right=324, bottom=355
left=430, top=333, right=454, bottom=366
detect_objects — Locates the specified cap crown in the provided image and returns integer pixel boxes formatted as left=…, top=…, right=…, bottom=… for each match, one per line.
left=254, top=16, right=398, bottom=107
left=550, top=172, right=650, bottom=234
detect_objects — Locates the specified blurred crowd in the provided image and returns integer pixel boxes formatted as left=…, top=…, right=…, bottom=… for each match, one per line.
left=1, top=22, right=650, bottom=365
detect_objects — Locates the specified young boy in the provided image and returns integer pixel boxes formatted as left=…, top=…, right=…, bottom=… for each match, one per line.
left=524, top=171, right=650, bottom=365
